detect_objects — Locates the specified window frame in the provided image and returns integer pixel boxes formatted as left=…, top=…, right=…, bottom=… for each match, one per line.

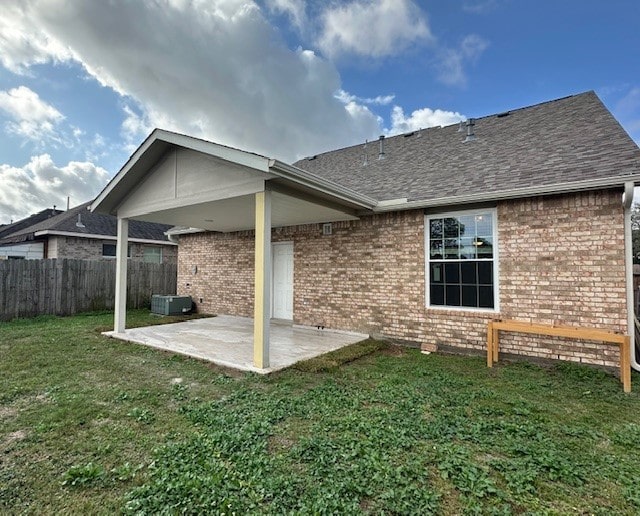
left=424, top=207, right=499, bottom=313
left=102, top=242, right=131, bottom=259
left=143, top=245, right=163, bottom=264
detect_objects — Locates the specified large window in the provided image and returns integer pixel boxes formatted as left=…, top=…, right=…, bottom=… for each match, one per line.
left=426, top=209, right=497, bottom=310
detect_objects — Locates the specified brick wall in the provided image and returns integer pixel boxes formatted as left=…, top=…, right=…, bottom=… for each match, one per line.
left=496, top=189, right=626, bottom=367
left=178, top=231, right=255, bottom=316
left=49, top=236, right=178, bottom=264
left=177, top=189, right=627, bottom=368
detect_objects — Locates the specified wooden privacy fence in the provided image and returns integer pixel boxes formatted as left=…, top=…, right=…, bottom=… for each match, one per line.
left=0, top=258, right=177, bottom=321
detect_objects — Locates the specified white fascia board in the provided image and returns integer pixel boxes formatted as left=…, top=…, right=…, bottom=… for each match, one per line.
left=373, top=175, right=640, bottom=212
left=165, top=227, right=206, bottom=236
left=377, top=198, right=408, bottom=207
left=269, top=160, right=377, bottom=209
left=91, top=130, right=161, bottom=213
left=159, top=130, right=272, bottom=172
left=34, top=230, right=177, bottom=246
left=91, top=128, right=273, bottom=214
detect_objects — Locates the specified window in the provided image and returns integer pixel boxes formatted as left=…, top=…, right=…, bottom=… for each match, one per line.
left=143, top=246, right=162, bottom=264
left=426, top=209, right=497, bottom=310
left=102, top=243, right=130, bottom=258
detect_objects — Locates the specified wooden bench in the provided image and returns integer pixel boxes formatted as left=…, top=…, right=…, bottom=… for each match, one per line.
left=487, top=319, right=631, bottom=393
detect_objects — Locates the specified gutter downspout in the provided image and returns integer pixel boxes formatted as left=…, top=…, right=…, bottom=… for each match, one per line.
left=623, top=181, right=639, bottom=372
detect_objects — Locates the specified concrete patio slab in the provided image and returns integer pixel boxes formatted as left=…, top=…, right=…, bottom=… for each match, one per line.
left=104, top=315, right=369, bottom=373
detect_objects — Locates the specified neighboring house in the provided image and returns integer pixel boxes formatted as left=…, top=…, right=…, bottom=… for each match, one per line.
left=0, top=202, right=177, bottom=263
left=0, top=207, right=63, bottom=258
left=91, top=91, right=640, bottom=371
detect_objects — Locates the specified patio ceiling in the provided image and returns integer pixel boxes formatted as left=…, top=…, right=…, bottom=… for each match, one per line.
left=124, top=190, right=361, bottom=233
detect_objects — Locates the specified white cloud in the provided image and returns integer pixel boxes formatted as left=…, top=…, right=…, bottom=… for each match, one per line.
left=0, top=0, right=383, bottom=163
left=335, top=89, right=395, bottom=106
left=120, top=104, right=153, bottom=152
left=462, top=0, right=500, bottom=14
left=0, top=86, right=64, bottom=143
left=0, top=3, right=73, bottom=74
left=0, top=154, right=110, bottom=223
left=0, top=86, right=62, bottom=123
left=0, top=0, right=473, bottom=221
left=266, top=0, right=306, bottom=30
left=437, top=34, right=489, bottom=86
left=387, top=105, right=465, bottom=135
left=317, top=0, right=432, bottom=58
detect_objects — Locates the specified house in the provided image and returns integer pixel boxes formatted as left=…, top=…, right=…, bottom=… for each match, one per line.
left=0, top=207, right=63, bottom=258
left=0, top=201, right=177, bottom=263
left=91, top=91, right=640, bottom=372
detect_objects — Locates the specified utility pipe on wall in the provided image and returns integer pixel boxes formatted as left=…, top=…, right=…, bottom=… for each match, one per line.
left=623, top=181, right=639, bottom=372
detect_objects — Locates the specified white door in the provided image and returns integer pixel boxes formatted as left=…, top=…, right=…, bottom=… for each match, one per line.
left=272, top=242, right=293, bottom=320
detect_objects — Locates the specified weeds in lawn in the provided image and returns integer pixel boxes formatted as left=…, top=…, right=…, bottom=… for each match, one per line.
left=2, top=310, right=640, bottom=514
left=62, top=463, right=106, bottom=487
left=127, top=407, right=155, bottom=424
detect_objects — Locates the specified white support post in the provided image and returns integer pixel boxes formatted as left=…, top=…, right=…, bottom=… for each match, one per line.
left=253, top=190, right=272, bottom=368
left=114, top=217, right=129, bottom=333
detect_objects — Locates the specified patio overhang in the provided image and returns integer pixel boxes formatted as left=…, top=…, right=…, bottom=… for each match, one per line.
left=91, top=129, right=376, bottom=369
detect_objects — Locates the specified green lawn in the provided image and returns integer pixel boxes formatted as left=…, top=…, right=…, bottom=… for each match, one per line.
left=2, top=311, right=640, bottom=514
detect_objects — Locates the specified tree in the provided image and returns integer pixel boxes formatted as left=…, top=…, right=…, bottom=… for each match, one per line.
left=631, top=203, right=640, bottom=263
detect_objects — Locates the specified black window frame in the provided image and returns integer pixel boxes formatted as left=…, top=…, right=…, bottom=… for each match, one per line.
left=426, top=209, right=498, bottom=311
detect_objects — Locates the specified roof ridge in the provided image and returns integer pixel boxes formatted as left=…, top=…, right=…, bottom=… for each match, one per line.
left=294, top=91, right=597, bottom=164
left=471, top=90, right=595, bottom=122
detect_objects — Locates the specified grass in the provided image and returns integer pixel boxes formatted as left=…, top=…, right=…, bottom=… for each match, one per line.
left=2, top=311, right=640, bottom=514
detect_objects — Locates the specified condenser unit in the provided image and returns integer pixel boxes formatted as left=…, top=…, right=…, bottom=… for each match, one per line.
left=151, top=295, right=192, bottom=315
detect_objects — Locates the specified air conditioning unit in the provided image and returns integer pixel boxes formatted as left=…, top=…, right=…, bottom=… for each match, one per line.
left=151, top=295, right=192, bottom=315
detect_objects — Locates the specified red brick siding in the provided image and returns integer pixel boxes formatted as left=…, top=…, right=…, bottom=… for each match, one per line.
left=496, top=189, right=626, bottom=367
left=178, top=231, right=255, bottom=317
left=177, top=189, right=627, bottom=368
left=282, top=213, right=426, bottom=341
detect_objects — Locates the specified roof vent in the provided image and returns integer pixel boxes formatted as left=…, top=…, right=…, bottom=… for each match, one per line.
left=378, top=135, right=386, bottom=160
left=403, top=131, right=415, bottom=138
left=416, top=127, right=422, bottom=138
left=457, top=121, right=465, bottom=132
left=496, top=111, right=510, bottom=118
left=464, top=118, right=476, bottom=143
left=363, top=140, right=368, bottom=166
left=75, top=213, right=86, bottom=228
left=306, top=155, right=317, bottom=161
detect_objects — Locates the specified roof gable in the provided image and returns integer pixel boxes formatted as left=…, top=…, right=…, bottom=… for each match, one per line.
left=92, top=129, right=273, bottom=216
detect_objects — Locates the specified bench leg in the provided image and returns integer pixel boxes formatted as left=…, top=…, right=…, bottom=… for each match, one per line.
left=487, top=322, right=494, bottom=367
left=621, top=337, right=631, bottom=393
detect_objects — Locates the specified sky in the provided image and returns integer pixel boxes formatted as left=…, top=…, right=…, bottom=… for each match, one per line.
left=0, top=0, right=639, bottom=223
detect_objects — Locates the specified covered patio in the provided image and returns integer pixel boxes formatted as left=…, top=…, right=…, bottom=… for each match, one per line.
left=105, top=315, right=368, bottom=373
left=91, top=129, right=377, bottom=371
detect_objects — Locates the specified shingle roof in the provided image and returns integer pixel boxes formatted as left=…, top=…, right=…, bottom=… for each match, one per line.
left=0, top=207, right=62, bottom=239
left=293, top=91, right=640, bottom=203
left=0, top=202, right=173, bottom=245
